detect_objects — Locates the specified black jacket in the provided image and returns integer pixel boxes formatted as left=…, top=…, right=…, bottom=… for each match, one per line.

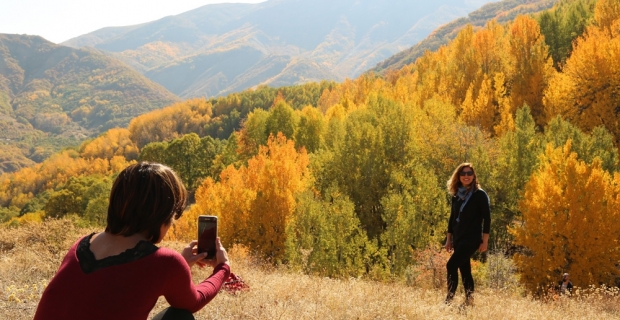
left=447, top=189, right=491, bottom=243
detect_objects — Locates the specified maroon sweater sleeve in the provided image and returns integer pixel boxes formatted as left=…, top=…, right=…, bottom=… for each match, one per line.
left=161, top=252, right=231, bottom=313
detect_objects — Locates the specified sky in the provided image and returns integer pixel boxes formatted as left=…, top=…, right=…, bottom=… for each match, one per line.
left=0, top=0, right=266, bottom=44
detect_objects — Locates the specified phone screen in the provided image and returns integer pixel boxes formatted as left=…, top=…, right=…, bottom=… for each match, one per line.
left=198, top=216, right=217, bottom=260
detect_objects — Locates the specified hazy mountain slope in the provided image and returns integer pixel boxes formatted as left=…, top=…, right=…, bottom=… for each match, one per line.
left=63, top=0, right=497, bottom=98
left=0, top=34, right=180, bottom=173
left=370, top=0, right=556, bottom=74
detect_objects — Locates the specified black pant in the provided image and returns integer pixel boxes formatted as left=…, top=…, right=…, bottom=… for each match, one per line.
left=446, top=240, right=479, bottom=299
left=152, top=307, right=195, bottom=320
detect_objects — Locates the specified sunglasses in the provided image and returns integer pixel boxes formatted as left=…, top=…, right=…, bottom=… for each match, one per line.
left=460, top=171, right=474, bottom=176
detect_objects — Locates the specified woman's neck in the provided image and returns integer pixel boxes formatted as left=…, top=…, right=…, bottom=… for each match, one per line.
left=89, top=232, right=150, bottom=260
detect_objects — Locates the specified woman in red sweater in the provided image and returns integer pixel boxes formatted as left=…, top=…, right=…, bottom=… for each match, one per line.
left=34, top=162, right=230, bottom=320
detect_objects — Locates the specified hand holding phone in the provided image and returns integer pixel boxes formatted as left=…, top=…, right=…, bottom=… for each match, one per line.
left=181, top=240, right=208, bottom=268
left=207, top=237, right=230, bottom=268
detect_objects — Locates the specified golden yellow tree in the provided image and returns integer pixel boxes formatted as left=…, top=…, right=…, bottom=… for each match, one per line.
left=595, top=0, right=620, bottom=31
left=473, top=20, right=508, bottom=77
left=544, top=13, right=620, bottom=143
left=128, top=98, right=212, bottom=148
left=460, top=20, right=510, bottom=131
left=171, top=165, right=255, bottom=246
left=175, top=133, right=310, bottom=262
left=507, top=15, right=554, bottom=127
left=493, top=72, right=516, bottom=136
left=512, top=140, right=620, bottom=293
left=0, top=151, right=132, bottom=208
left=317, top=86, right=342, bottom=113
left=460, top=73, right=496, bottom=131
left=242, top=133, right=310, bottom=260
left=80, top=128, right=139, bottom=160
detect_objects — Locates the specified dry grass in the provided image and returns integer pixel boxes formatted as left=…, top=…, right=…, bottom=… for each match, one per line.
left=1, top=220, right=619, bottom=320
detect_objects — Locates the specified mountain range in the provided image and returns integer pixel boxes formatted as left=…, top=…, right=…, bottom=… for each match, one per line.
left=63, top=0, right=497, bottom=98
left=0, top=34, right=179, bottom=173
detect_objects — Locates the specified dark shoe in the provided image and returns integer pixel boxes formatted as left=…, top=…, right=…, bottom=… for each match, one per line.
left=464, top=295, right=474, bottom=307
left=444, top=293, right=455, bottom=304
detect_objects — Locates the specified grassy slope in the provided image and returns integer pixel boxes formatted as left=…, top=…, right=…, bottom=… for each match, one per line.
left=1, top=221, right=618, bottom=320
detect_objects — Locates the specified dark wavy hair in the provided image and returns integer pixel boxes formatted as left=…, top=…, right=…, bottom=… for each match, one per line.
left=106, top=162, right=187, bottom=243
left=446, top=163, right=480, bottom=196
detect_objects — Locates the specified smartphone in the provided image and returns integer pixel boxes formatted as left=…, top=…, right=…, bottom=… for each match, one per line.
left=197, top=215, right=218, bottom=260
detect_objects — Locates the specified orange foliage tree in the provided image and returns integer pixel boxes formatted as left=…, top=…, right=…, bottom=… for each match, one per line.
left=512, top=141, right=620, bottom=293
left=172, top=133, right=310, bottom=262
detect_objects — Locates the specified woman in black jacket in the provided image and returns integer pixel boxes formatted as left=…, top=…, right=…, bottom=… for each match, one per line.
left=444, top=163, right=490, bottom=305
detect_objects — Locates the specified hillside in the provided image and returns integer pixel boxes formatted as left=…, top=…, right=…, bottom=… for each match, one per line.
left=0, top=34, right=180, bottom=173
left=1, top=221, right=619, bottom=319
left=370, top=0, right=556, bottom=74
left=63, top=0, right=498, bottom=98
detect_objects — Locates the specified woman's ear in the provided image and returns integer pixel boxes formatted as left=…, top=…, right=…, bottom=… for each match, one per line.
left=157, top=221, right=173, bottom=243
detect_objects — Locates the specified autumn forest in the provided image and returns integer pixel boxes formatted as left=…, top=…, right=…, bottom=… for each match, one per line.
left=2, top=0, right=620, bottom=295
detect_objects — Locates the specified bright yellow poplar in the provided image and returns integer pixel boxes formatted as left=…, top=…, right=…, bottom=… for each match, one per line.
left=507, top=15, right=554, bottom=126
left=128, top=98, right=212, bottom=148
left=245, top=133, right=310, bottom=260
left=595, top=0, right=620, bottom=31
left=512, top=140, right=620, bottom=293
left=544, top=17, right=620, bottom=143
left=175, top=133, right=310, bottom=262
left=461, top=73, right=495, bottom=131
left=172, top=166, right=255, bottom=245
left=0, top=151, right=133, bottom=208
left=80, top=128, right=139, bottom=160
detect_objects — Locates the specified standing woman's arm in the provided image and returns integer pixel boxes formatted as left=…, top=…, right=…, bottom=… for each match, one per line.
left=479, top=191, right=491, bottom=253
left=480, top=233, right=489, bottom=253
left=445, top=197, right=455, bottom=251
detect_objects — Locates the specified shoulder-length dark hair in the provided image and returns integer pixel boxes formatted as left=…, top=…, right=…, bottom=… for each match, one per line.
left=446, top=163, right=480, bottom=196
left=106, top=162, right=187, bottom=243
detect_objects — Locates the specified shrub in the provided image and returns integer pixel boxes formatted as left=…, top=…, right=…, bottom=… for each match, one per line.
left=406, top=246, right=451, bottom=289
left=486, top=251, right=520, bottom=292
